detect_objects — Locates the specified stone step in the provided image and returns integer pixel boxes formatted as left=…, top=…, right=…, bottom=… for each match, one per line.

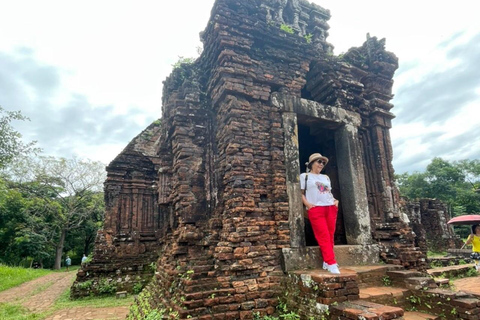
left=428, top=256, right=472, bottom=268
left=359, top=286, right=409, bottom=305
left=287, top=268, right=360, bottom=304
left=404, top=277, right=437, bottom=290
left=403, top=311, right=440, bottom=320
left=343, top=264, right=404, bottom=288
left=387, top=270, right=424, bottom=288
left=403, top=288, right=480, bottom=318
left=427, top=263, right=475, bottom=278
left=281, top=245, right=380, bottom=271
left=433, top=278, right=449, bottom=287
left=329, top=299, right=404, bottom=320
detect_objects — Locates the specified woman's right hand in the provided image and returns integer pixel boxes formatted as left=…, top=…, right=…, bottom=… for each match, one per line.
left=466, top=234, right=474, bottom=244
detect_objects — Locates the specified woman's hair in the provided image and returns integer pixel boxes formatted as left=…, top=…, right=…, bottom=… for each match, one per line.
left=472, top=225, right=479, bottom=234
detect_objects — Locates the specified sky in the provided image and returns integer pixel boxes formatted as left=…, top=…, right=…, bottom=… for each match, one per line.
left=0, top=0, right=479, bottom=174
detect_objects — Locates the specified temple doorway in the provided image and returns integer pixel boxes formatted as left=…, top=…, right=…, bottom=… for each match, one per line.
left=297, top=117, right=347, bottom=246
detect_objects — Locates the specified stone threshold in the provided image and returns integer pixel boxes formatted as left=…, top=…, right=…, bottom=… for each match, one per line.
left=281, top=244, right=380, bottom=272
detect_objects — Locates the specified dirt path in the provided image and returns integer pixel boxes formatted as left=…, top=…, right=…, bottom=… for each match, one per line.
left=0, top=272, right=76, bottom=308
left=0, top=271, right=130, bottom=320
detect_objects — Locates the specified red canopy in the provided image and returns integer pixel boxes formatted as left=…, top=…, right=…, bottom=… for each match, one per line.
left=447, top=215, right=480, bottom=225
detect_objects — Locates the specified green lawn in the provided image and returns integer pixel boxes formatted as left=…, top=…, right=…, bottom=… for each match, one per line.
left=0, top=303, right=46, bottom=320
left=0, top=264, right=133, bottom=320
left=54, top=288, right=134, bottom=309
left=0, top=264, right=52, bottom=292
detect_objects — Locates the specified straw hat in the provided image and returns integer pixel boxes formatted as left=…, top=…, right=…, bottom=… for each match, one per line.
left=306, top=153, right=329, bottom=168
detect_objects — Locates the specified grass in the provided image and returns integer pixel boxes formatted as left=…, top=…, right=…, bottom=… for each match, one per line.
left=0, top=263, right=133, bottom=320
left=0, top=264, right=52, bottom=292
left=0, top=303, right=47, bottom=320
left=427, top=250, right=447, bottom=257
left=53, top=288, right=134, bottom=309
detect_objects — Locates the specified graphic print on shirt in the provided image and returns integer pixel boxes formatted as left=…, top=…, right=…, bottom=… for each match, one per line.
left=315, top=181, right=330, bottom=193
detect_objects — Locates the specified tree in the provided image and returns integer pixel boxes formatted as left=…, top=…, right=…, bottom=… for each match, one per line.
left=0, top=106, right=38, bottom=170
left=396, top=158, right=480, bottom=216
left=7, top=156, right=106, bottom=269
left=0, top=178, right=55, bottom=267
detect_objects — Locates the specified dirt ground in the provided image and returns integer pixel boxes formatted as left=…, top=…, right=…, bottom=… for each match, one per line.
left=0, top=271, right=129, bottom=320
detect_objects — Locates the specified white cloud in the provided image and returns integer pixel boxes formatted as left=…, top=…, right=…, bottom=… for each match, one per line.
left=0, top=0, right=479, bottom=172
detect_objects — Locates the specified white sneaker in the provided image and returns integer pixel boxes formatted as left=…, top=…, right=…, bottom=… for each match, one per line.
left=326, top=263, right=340, bottom=274
left=323, top=262, right=327, bottom=270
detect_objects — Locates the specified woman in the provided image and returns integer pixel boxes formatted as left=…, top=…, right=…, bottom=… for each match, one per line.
left=465, top=224, right=480, bottom=271
left=300, top=153, right=340, bottom=274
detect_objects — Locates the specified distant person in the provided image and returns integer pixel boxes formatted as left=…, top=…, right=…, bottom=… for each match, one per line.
left=65, top=256, right=72, bottom=271
left=300, top=153, right=340, bottom=274
left=81, top=254, right=88, bottom=265
left=465, top=224, right=480, bottom=271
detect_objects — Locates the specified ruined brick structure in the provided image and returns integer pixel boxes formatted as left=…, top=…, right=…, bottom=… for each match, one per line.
left=405, top=198, right=463, bottom=253
left=72, top=122, right=162, bottom=297
left=73, top=0, right=444, bottom=317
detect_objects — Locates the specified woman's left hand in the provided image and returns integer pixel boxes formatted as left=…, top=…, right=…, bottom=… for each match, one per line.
left=334, top=199, right=339, bottom=207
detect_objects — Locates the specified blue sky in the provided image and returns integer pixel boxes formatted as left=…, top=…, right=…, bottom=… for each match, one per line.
left=0, top=0, right=479, bottom=174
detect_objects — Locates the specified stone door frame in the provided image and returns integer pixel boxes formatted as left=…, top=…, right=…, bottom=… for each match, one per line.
left=271, top=93, right=372, bottom=248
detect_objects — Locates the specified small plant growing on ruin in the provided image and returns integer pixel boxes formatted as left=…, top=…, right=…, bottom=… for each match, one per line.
left=407, top=295, right=420, bottom=305
left=466, top=268, right=478, bottom=277
left=144, top=309, right=165, bottom=320
left=280, top=24, right=294, bottom=34
left=304, top=33, right=313, bottom=43
left=98, top=278, right=117, bottom=294
left=429, top=260, right=444, bottom=268
left=75, top=279, right=93, bottom=290
left=133, top=282, right=144, bottom=294
left=172, top=56, right=195, bottom=69
left=382, top=275, right=392, bottom=286
left=149, top=262, right=156, bottom=271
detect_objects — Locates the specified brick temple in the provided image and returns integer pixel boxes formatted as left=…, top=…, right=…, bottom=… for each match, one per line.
left=72, top=0, right=466, bottom=318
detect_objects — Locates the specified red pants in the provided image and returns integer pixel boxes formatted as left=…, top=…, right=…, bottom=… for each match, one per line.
left=308, top=205, right=338, bottom=265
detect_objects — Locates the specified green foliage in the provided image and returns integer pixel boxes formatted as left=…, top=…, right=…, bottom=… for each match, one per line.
left=397, top=158, right=480, bottom=212
left=172, top=56, right=195, bottom=69
left=429, top=260, right=444, bottom=268
left=427, top=250, right=447, bottom=257
left=144, top=309, right=165, bottom=320
left=280, top=24, right=294, bottom=34
left=397, top=158, right=480, bottom=238
left=97, top=278, right=117, bottom=295
left=1, top=156, right=106, bottom=269
left=382, top=275, right=392, bottom=286
left=149, top=262, right=156, bottom=272
left=0, top=106, right=39, bottom=170
left=0, top=303, right=44, bottom=320
left=133, top=282, right=144, bottom=294
left=0, top=264, right=52, bottom=292
left=55, top=288, right=133, bottom=308
left=465, top=267, right=478, bottom=277
left=75, top=280, right=93, bottom=290
left=252, top=298, right=302, bottom=320
left=304, top=33, right=313, bottom=43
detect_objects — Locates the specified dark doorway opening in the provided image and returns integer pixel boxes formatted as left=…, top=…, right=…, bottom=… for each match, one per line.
left=297, top=117, right=347, bottom=246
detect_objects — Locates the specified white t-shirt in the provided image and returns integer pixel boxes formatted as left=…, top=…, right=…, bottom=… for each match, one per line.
left=300, top=173, right=335, bottom=206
